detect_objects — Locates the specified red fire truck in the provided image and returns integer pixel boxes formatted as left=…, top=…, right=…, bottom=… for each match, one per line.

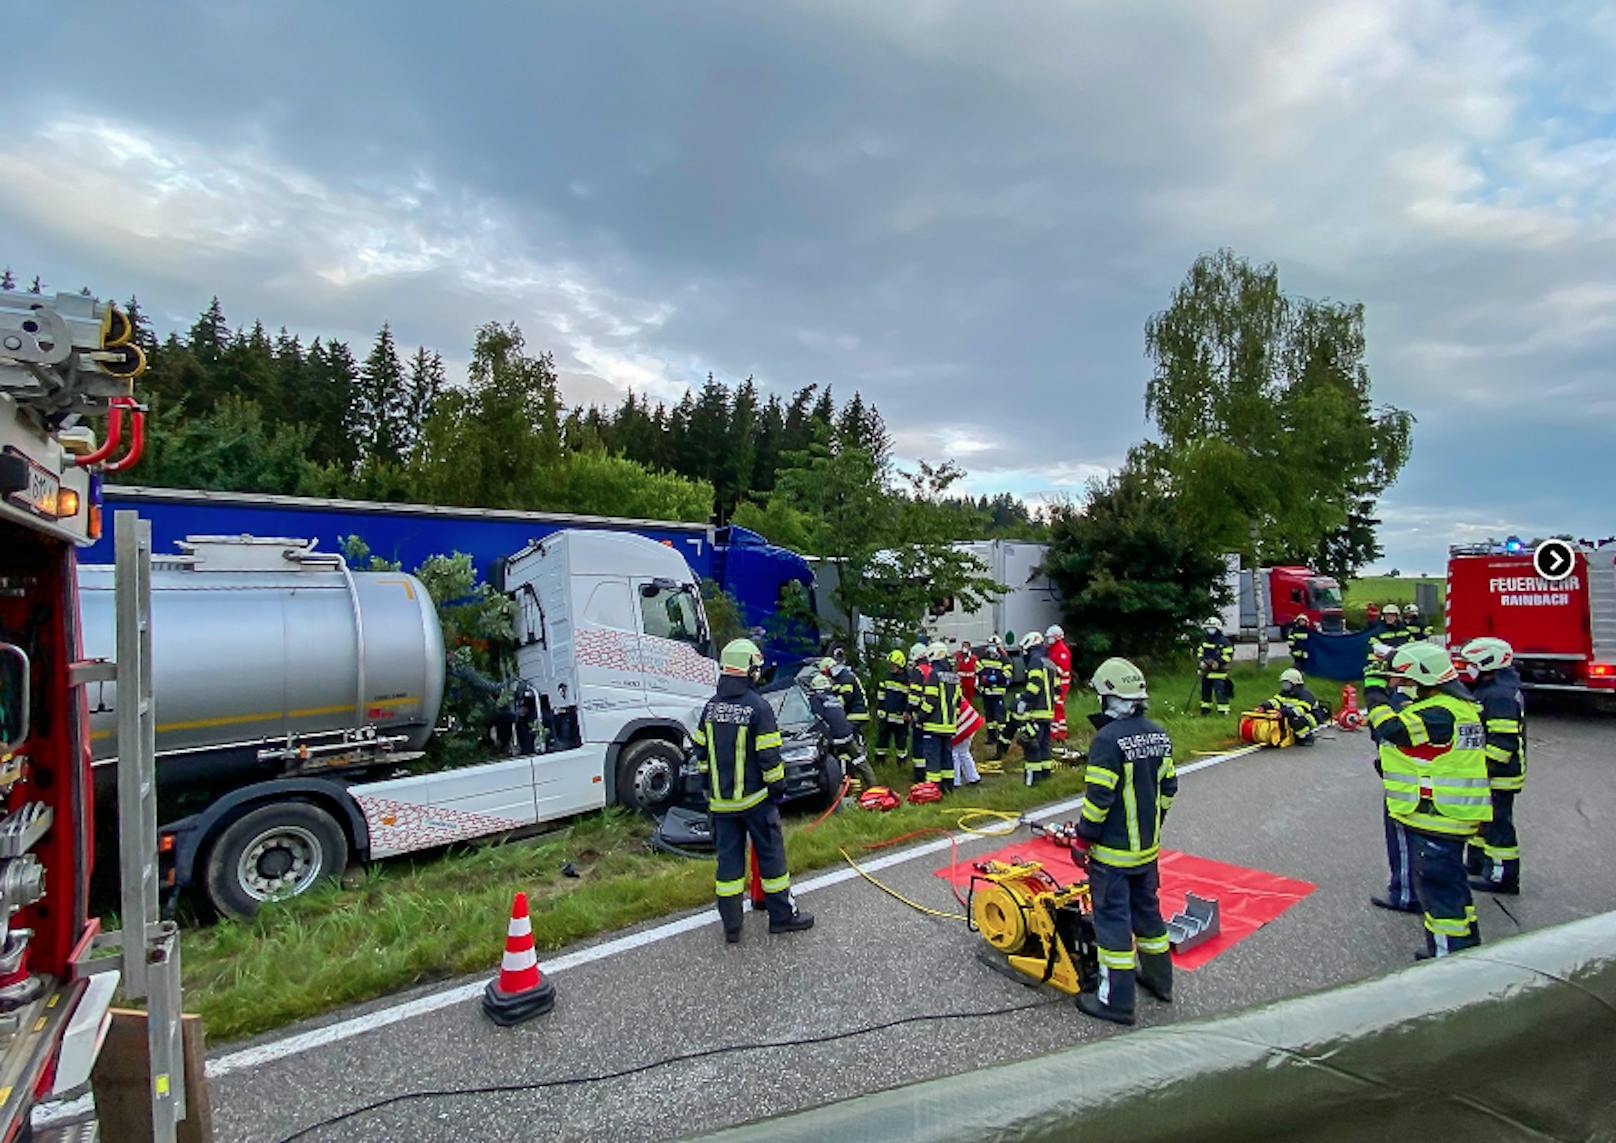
left=1, top=288, right=185, bottom=1139
left=1446, top=541, right=1616, bottom=695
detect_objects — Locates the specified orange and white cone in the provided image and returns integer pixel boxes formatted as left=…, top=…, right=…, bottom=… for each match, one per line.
left=481, top=891, right=557, bottom=1026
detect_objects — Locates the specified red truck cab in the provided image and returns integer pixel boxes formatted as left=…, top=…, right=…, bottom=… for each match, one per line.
left=1269, top=566, right=1345, bottom=631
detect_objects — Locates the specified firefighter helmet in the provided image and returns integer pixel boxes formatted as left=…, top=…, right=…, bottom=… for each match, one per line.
left=988, top=632, right=1004, bottom=648
left=1090, top=657, right=1147, bottom=700
left=818, top=656, right=836, bottom=674
left=1279, top=667, right=1305, bottom=689
left=1018, top=631, right=1043, bottom=651
left=908, top=642, right=927, bottom=665
left=887, top=648, right=907, bottom=668
left=1381, top=603, right=1402, bottom=619
left=928, top=640, right=950, bottom=661
left=1204, top=616, right=1222, bottom=629
left=1045, top=624, right=1064, bottom=641
left=1460, top=636, right=1514, bottom=673
left=1388, top=642, right=1457, bottom=687
left=808, top=672, right=833, bottom=692
left=720, top=638, right=764, bottom=676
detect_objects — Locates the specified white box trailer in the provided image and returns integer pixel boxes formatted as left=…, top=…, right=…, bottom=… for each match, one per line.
left=924, top=541, right=1063, bottom=647
left=155, top=529, right=721, bottom=917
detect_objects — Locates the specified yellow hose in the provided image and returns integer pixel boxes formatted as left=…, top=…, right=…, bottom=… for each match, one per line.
left=954, top=809, right=1022, bottom=837
left=838, top=846, right=966, bottom=920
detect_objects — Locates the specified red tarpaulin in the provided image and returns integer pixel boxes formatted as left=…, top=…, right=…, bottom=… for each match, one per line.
left=934, top=836, right=1316, bottom=970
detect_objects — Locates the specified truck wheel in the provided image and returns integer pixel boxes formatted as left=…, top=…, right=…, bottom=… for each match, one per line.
left=204, top=802, right=349, bottom=920
left=616, top=738, right=682, bottom=814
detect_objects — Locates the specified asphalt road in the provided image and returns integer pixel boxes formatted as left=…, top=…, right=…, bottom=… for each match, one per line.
left=199, top=711, right=1612, bottom=1143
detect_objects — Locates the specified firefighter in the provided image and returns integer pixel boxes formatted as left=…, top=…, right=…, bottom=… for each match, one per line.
left=907, top=641, right=931, bottom=784
left=1365, top=643, right=1491, bottom=958
left=691, top=639, right=813, bottom=943
left=1196, top=617, right=1234, bottom=715
left=1045, top=624, right=1072, bottom=744
left=1364, top=604, right=1412, bottom=684
left=873, top=648, right=911, bottom=768
left=919, top=641, right=960, bottom=790
left=1072, top=657, right=1176, bottom=1025
left=1286, top=615, right=1311, bottom=669
left=820, top=655, right=869, bottom=731
left=1004, top=630, right=1027, bottom=690
left=1461, top=637, right=1525, bottom=895
left=1260, top=668, right=1323, bottom=745
left=955, top=640, right=979, bottom=708
left=1016, top=631, right=1055, bottom=785
left=977, top=635, right=1011, bottom=760
left=807, top=674, right=876, bottom=789
left=1404, top=605, right=1431, bottom=642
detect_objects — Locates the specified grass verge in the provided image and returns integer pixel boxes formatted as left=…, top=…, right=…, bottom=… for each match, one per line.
left=181, top=657, right=1302, bottom=1041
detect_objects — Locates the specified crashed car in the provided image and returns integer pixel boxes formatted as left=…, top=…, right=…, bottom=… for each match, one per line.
left=674, top=678, right=841, bottom=810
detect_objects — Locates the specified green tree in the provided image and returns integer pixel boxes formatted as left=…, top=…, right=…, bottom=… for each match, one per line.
left=355, top=323, right=408, bottom=467
left=123, top=395, right=336, bottom=496
left=1041, top=465, right=1228, bottom=667
left=402, top=346, right=446, bottom=460
left=1141, top=249, right=1414, bottom=565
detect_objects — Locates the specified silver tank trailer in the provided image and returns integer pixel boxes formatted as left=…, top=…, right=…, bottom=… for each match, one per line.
left=78, top=535, right=446, bottom=767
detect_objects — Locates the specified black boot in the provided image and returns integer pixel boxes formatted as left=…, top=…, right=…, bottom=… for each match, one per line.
left=1468, top=878, right=1519, bottom=895
left=1076, top=992, right=1135, bottom=1026
left=769, top=910, right=814, bottom=935
left=1464, top=844, right=1483, bottom=876
left=1137, top=951, right=1173, bottom=1003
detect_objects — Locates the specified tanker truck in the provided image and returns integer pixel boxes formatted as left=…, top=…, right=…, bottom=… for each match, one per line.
left=79, top=528, right=836, bottom=918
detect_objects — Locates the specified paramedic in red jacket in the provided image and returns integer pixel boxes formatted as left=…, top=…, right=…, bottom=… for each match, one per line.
left=1046, top=625, right=1072, bottom=743
left=955, top=641, right=979, bottom=707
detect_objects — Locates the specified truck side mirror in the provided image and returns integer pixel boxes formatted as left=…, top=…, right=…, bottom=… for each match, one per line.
left=0, top=643, right=29, bottom=757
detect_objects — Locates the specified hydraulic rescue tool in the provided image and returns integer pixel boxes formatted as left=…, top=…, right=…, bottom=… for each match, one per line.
left=968, top=859, right=1098, bottom=996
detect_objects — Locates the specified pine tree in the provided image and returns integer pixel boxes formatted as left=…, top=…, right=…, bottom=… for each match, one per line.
left=124, top=295, right=157, bottom=351
left=401, top=347, right=446, bottom=459
left=750, top=393, right=786, bottom=496
left=355, top=324, right=408, bottom=466
left=810, top=385, right=836, bottom=431
left=188, top=297, right=229, bottom=365
left=782, top=385, right=819, bottom=455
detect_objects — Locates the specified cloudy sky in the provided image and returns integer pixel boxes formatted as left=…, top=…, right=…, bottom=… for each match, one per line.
left=8, top=1, right=1614, bottom=573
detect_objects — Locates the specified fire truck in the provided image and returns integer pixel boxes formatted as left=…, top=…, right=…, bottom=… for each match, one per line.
left=1446, top=540, right=1616, bottom=695
left=1, top=288, right=185, bottom=1139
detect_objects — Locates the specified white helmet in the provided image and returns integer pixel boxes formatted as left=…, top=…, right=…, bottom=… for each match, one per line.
left=1019, top=631, right=1043, bottom=651
left=928, top=640, right=950, bottom=662
left=1460, top=637, right=1514, bottom=673
left=1204, top=616, right=1222, bottom=629
left=1279, top=667, right=1305, bottom=688
left=908, top=642, right=927, bottom=664
left=1045, top=624, right=1064, bottom=641
left=1381, top=603, right=1402, bottom=619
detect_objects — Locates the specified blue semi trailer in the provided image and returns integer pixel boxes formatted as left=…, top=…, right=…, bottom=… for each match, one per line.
left=88, top=486, right=819, bottom=657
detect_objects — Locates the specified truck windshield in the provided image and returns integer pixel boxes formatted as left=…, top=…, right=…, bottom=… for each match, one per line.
left=1310, top=580, right=1343, bottom=609
left=641, top=583, right=705, bottom=648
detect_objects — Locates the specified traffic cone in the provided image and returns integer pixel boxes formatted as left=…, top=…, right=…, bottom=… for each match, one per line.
left=481, top=891, right=557, bottom=1026
left=747, top=843, right=766, bottom=911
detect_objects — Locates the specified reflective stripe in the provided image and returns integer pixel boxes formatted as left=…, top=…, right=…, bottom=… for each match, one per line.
left=1367, top=706, right=1397, bottom=728
left=1136, top=932, right=1171, bottom=955
left=689, top=725, right=707, bottom=745
left=1158, top=795, right=1175, bottom=813
left=705, top=720, right=720, bottom=796
left=1433, top=793, right=1490, bottom=807
left=1485, top=745, right=1512, bottom=762
left=1480, top=842, right=1521, bottom=860
left=709, top=787, right=769, bottom=813
left=1402, top=712, right=1430, bottom=745
left=1487, top=718, right=1521, bottom=733
left=761, top=873, right=791, bottom=894
left=1122, top=762, right=1140, bottom=853
left=734, top=724, right=749, bottom=807
left=756, top=730, right=783, bottom=750
left=1097, top=946, right=1137, bottom=970
left=1424, top=913, right=1472, bottom=937
left=716, top=877, right=746, bottom=897
left=1081, top=801, right=1107, bottom=823
left=761, top=764, right=785, bottom=784
left=1086, top=768, right=1119, bottom=789
left=1092, top=843, right=1158, bottom=868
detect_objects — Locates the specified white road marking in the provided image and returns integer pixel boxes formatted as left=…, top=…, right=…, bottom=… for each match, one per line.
left=36, top=739, right=1265, bottom=1118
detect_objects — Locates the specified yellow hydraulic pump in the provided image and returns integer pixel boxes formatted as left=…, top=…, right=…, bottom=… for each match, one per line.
left=968, top=860, right=1098, bottom=996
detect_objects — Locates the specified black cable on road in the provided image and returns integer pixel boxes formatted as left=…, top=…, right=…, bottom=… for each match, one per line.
left=273, top=995, right=1065, bottom=1142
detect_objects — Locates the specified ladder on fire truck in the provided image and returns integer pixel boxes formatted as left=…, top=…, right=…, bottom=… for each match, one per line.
left=80, top=513, right=185, bottom=1140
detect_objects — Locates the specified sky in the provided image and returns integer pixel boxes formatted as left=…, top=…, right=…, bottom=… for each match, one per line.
left=6, top=0, right=1615, bottom=575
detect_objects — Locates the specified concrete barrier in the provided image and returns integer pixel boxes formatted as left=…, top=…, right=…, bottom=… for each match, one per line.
left=695, top=911, right=1616, bottom=1142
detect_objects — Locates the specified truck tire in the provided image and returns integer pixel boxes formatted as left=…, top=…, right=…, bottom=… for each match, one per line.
left=204, top=801, right=349, bottom=920
left=616, top=738, right=683, bottom=814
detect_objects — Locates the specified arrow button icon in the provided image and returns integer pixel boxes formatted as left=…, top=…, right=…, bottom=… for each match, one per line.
left=1533, top=539, right=1575, bottom=582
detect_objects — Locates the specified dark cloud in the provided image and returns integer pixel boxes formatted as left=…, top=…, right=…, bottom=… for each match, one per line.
left=6, top=0, right=1613, bottom=572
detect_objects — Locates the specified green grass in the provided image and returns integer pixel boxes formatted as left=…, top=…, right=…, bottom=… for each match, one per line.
left=180, top=658, right=1298, bottom=1042
left=1342, top=575, right=1445, bottom=631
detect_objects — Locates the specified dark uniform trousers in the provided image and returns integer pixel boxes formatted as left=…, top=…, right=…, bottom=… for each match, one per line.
left=1471, top=790, right=1519, bottom=889
left=982, top=693, right=1008, bottom=748
left=1409, top=828, right=1480, bottom=955
left=874, top=716, right=909, bottom=764
left=1088, top=860, right=1171, bottom=1016
left=1382, top=810, right=1416, bottom=909
left=1020, top=719, right=1052, bottom=772
left=714, top=802, right=796, bottom=932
